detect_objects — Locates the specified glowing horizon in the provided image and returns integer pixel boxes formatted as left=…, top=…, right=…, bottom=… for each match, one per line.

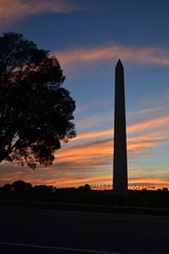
left=0, top=103, right=169, bottom=189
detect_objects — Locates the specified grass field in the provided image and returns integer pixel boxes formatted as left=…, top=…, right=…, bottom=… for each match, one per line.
left=0, top=188, right=169, bottom=214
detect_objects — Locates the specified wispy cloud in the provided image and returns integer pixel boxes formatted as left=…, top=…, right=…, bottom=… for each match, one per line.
left=55, top=44, right=169, bottom=77
left=0, top=0, right=80, bottom=27
left=76, top=101, right=109, bottom=113
left=54, top=110, right=169, bottom=168
left=128, top=105, right=169, bottom=119
left=0, top=106, right=169, bottom=188
left=76, top=114, right=112, bottom=131
left=74, top=109, right=169, bottom=143
left=54, top=139, right=112, bottom=165
left=128, top=115, right=169, bottom=134
left=73, top=129, right=112, bottom=142
left=55, top=131, right=168, bottom=167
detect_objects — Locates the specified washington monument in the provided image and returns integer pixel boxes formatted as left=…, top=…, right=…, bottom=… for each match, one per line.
left=113, top=59, right=128, bottom=191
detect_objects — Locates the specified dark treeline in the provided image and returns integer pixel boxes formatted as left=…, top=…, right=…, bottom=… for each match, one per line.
left=0, top=180, right=169, bottom=214
left=1, top=180, right=91, bottom=192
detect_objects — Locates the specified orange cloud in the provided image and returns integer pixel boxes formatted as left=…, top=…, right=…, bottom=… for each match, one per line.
left=72, top=111, right=169, bottom=145
left=54, top=44, right=169, bottom=77
left=127, top=115, right=169, bottom=134
left=0, top=0, right=80, bottom=27
left=55, top=139, right=113, bottom=164
left=52, top=175, right=111, bottom=187
left=128, top=105, right=169, bottom=119
left=73, top=129, right=112, bottom=141
left=53, top=110, right=169, bottom=171
left=74, top=114, right=169, bottom=143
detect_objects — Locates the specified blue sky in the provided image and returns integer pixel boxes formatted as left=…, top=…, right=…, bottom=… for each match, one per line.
left=0, top=0, right=169, bottom=189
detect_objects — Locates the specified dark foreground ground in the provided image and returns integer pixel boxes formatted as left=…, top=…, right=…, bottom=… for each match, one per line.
left=1, top=189, right=169, bottom=216
left=0, top=205, right=169, bottom=254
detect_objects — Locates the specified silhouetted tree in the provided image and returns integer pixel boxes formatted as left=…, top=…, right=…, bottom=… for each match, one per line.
left=3, top=183, right=12, bottom=191
left=79, top=184, right=91, bottom=191
left=0, top=32, right=76, bottom=168
left=12, top=180, right=32, bottom=191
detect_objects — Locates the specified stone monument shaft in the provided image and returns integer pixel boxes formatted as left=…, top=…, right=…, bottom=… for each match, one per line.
left=113, top=59, right=128, bottom=191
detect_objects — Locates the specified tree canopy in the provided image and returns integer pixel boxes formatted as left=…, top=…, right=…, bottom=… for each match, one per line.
left=0, top=32, right=76, bottom=168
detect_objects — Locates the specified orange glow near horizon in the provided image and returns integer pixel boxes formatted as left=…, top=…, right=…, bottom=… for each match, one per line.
left=28, top=111, right=169, bottom=188
left=0, top=163, right=169, bottom=189
left=0, top=106, right=169, bottom=189
left=14, top=176, right=169, bottom=190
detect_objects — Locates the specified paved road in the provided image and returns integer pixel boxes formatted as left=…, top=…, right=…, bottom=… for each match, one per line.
left=0, top=206, right=169, bottom=254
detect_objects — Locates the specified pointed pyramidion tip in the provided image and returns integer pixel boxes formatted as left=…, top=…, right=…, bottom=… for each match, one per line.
left=116, top=59, right=123, bottom=69
left=117, top=58, right=122, bottom=64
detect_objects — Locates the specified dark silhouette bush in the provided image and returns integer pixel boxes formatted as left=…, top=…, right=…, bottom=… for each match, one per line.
left=12, top=180, right=32, bottom=191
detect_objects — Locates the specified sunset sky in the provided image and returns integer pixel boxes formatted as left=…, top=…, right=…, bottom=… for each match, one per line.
left=0, top=0, right=169, bottom=189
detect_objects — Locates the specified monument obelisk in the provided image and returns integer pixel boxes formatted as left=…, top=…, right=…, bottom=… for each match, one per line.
left=113, top=59, right=128, bottom=191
